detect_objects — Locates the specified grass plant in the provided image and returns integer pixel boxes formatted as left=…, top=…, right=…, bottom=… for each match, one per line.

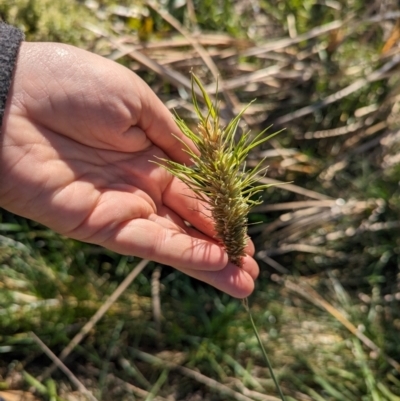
left=157, top=73, right=286, bottom=400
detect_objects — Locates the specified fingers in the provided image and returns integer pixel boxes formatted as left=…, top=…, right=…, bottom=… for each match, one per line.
left=149, top=207, right=259, bottom=298
left=178, top=254, right=259, bottom=298
left=245, top=237, right=255, bottom=256
left=101, top=218, right=228, bottom=272
left=151, top=205, right=255, bottom=257
left=98, top=216, right=258, bottom=298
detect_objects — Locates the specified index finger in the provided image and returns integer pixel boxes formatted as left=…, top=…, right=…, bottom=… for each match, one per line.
left=133, top=77, right=196, bottom=165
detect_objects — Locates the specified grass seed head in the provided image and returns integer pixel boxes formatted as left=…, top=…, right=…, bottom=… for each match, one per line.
left=160, top=73, right=279, bottom=267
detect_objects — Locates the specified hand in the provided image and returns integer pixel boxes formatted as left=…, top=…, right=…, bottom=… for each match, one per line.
left=0, top=42, right=259, bottom=297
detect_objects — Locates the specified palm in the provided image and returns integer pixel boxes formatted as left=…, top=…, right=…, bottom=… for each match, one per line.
left=0, top=42, right=258, bottom=297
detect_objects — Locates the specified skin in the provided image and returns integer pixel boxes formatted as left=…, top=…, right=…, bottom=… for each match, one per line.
left=0, top=42, right=259, bottom=298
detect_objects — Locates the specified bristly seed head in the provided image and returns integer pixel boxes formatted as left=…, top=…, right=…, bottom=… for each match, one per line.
left=157, top=73, right=280, bottom=267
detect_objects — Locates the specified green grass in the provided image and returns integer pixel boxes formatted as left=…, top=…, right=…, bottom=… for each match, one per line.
left=1, top=0, right=400, bottom=400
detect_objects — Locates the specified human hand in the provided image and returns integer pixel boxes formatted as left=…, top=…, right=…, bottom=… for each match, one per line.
left=0, top=42, right=259, bottom=297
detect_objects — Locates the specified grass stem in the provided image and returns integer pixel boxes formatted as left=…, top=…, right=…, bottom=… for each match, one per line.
left=243, top=297, right=286, bottom=401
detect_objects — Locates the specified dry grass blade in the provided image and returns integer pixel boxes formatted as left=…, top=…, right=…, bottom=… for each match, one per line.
left=131, top=349, right=281, bottom=401
left=283, top=278, right=400, bottom=374
left=319, top=127, right=389, bottom=180
left=83, top=23, right=200, bottom=97
left=151, top=265, right=162, bottom=341
left=146, top=0, right=242, bottom=120
left=260, top=243, right=335, bottom=257
left=251, top=207, right=327, bottom=236
left=0, top=391, right=41, bottom=401
left=253, top=200, right=337, bottom=212
left=267, top=211, right=334, bottom=242
left=78, top=364, right=170, bottom=401
left=257, top=177, right=332, bottom=200
left=242, top=20, right=345, bottom=57
left=122, top=34, right=237, bottom=50
left=30, top=332, right=98, bottom=401
left=258, top=254, right=290, bottom=274
left=114, top=42, right=193, bottom=92
left=39, top=259, right=149, bottom=381
left=302, top=121, right=364, bottom=139
left=203, top=66, right=284, bottom=92
left=256, top=199, right=384, bottom=259
left=275, top=53, right=400, bottom=126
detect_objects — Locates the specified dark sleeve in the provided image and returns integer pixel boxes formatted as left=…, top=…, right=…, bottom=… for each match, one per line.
left=0, top=22, right=24, bottom=132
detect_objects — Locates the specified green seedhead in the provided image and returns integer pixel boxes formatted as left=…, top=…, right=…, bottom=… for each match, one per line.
left=160, top=73, right=279, bottom=267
